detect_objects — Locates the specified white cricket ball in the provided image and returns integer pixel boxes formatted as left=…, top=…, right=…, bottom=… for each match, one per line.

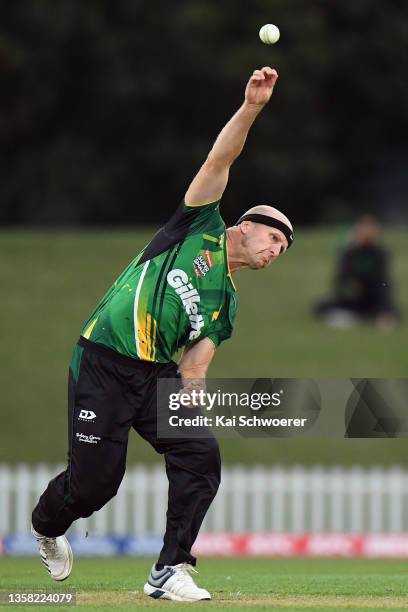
left=259, top=24, right=280, bottom=45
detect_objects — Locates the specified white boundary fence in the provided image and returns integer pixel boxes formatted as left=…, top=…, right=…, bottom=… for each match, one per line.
left=1, top=464, right=408, bottom=536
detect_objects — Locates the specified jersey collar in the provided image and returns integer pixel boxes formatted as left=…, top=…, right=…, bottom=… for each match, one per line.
left=223, top=233, right=237, bottom=292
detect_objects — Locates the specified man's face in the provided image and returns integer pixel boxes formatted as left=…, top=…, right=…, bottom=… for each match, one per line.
left=354, top=217, right=380, bottom=245
left=241, top=222, right=288, bottom=269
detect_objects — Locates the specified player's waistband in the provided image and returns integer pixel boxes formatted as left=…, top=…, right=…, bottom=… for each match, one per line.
left=78, top=336, right=174, bottom=371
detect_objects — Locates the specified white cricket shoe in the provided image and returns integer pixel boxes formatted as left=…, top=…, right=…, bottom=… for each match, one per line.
left=31, top=524, right=73, bottom=581
left=144, top=562, right=211, bottom=602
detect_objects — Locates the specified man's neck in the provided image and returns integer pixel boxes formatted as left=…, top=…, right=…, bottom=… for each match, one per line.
left=226, top=227, right=249, bottom=273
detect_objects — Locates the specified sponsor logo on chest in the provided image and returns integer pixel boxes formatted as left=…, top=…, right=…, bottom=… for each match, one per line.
left=167, top=269, right=205, bottom=340
left=193, top=250, right=213, bottom=278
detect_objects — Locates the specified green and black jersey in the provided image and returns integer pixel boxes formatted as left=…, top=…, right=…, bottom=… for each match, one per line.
left=81, top=200, right=238, bottom=363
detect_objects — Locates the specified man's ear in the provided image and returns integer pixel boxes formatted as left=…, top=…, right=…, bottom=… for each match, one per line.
left=240, top=220, right=251, bottom=235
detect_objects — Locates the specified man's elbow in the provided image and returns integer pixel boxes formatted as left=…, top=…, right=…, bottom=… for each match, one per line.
left=205, top=153, right=234, bottom=171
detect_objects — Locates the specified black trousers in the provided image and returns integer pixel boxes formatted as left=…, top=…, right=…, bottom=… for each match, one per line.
left=32, top=338, right=221, bottom=567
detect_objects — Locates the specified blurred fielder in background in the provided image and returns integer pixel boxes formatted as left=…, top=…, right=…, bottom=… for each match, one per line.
left=31, top=67, right=294, bottom=602
left=315, top=215, right=399, bottom=330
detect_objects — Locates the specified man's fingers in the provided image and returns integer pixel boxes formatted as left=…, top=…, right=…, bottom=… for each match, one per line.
left=261, top=66, right=278, bottom=78
left=178, top=385, right=207, bottom=408
left=250, top=68, right=278, bottom=85
left=249, top=75, right=263, bottom=86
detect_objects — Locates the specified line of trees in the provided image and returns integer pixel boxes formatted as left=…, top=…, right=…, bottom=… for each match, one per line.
left=1, top=0, right=407, bottom=226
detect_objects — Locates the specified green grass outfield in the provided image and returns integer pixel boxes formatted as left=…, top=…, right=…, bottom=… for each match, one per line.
left=1, top=228, right=408, bottom=465
left=0, top=557, right=408, bottom=611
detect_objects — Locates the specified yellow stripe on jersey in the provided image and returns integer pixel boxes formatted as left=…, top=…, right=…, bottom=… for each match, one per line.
left=224, top=236, right=237, bottom=291
left=137, top=312, right=157, bottom=362
left=212, top=309, right=221, bottom=321
left=137, top=311, right=149, bottom=361
left=82, top=317, right=98, bottom=339
left=150, top=316, right=157, bottom=362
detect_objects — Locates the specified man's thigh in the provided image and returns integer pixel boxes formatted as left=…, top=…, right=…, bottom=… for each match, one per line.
left=67, top=347, right=136, bottom=494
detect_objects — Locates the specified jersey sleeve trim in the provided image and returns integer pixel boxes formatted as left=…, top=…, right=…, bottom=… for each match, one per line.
left=184, top=198, right=221, bottom=208
left=205, top=334, right=219, bottom=350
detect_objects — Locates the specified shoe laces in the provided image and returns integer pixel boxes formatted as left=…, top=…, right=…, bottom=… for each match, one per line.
left=40, top=537, right=61, bottom=560
left=172, top=563, right=199, bottom=586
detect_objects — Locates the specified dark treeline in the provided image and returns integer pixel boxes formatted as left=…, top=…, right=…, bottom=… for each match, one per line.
left=1, top=0, right=407, bottom=227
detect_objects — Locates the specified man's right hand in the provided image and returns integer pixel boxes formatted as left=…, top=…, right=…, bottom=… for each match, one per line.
left=244, top=66, right=279, bottom=107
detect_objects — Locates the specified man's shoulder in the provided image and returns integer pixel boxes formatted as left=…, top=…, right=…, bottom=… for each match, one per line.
left=176, top=199, right=225, bottom=235
left=138, top=200, right=224, bottom=266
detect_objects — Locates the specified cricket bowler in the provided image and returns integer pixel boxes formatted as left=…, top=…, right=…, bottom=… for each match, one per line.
left=31, top=66, right=294, bottom=602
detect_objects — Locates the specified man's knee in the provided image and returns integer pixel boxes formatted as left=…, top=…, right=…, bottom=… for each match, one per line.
left=188, top=437, right=221, bottom=487
left=210, top=438, right=221, bottom=487
left=204, top=436, right=221, bottom=468
left=66, top=481, right=120, bottom=516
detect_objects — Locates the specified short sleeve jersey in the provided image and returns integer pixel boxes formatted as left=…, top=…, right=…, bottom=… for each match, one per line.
left=81, top=200, right=238, bottom=363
